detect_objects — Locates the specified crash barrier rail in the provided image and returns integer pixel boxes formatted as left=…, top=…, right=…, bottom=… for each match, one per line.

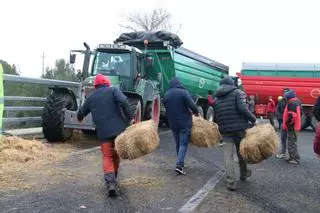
left=3, top=74, right=80, bottom=132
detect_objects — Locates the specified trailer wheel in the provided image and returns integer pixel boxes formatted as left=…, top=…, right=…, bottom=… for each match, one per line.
left=42, top=92, right=76, bottom=143
left=129, top=98, right=142, bottom=123
left=206, top=106, right=214, bottom=123
left=197, top=106, right=204, bottom=117
left=300, top=112, right=307, bottom=130
left=311, top=115, right=317, bottom=132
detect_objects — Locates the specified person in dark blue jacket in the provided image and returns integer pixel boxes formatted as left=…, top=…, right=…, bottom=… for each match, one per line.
left=77, top=74, right=134, bottom=197
left=164, top=77, right=199, bottom=175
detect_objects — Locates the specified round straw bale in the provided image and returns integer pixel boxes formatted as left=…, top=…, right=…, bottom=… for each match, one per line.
left=190, top=116, right=222, bottom=148
left=115, top=120, right=159, bottom=160
left=240, top=123, right=280, bottom=164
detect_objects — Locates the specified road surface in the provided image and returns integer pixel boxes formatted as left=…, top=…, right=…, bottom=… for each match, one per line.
left=1, top=127, right=319, bottom=213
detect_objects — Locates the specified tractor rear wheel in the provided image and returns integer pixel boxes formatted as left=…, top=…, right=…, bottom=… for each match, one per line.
left=42, top=91, right=76, bottom=143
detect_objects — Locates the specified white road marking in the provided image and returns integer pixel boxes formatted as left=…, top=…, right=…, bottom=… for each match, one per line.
left=178, top=170, right=225, bottom=213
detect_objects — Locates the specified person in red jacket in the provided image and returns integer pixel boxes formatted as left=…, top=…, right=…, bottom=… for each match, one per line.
left=313, top=97, right=320, bottom=158
left=282, top=90, right=301, bottom=164
left=267, top=96, right=276, bottom=128
left=208, top=90, right=215, bottom=106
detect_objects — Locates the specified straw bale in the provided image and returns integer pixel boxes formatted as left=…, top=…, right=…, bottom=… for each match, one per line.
left=115, top=120, right=159, bottom=160
left=190, top=116, right=222, bottom=148
left=240, top=124, right=279, bottom=164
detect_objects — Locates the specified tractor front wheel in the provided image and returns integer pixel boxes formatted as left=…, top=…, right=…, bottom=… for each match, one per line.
left=42, top=91, right=76, bottom=142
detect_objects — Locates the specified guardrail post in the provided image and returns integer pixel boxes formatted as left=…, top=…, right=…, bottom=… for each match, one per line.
left=0, top=63, right=3, bottom=137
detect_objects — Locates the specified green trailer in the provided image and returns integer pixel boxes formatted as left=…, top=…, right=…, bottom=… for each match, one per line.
left=41, top=31, right=229, bottom=142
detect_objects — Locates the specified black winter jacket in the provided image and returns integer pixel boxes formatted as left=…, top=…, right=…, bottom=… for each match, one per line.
left=77, top=85, right=133, bottom=141
left=214, top=77, right=256, bottom=134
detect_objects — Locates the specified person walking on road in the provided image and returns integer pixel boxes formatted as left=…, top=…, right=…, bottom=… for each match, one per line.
left=282, top=90, right=301, bottom=165
left=313, top=97, right=320, bottom=159
left=214, top=76, right=256, bottom=191
left=276, top=96, right=286, bottom=131
left=77, top=74, right=134, bottom=197
left=267, top=96, right=276, bottom=128
left=164, top=77, right=199, bottom=175
left=276, top=89, right=290, bottom=159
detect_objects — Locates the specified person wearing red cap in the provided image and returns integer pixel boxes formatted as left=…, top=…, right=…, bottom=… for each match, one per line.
left=77, top=74, right=134, bottom=197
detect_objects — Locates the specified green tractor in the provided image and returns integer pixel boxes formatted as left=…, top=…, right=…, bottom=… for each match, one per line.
left=42, top=42, right=161, bottom=142
left=41, top=31, right=230, bottom=142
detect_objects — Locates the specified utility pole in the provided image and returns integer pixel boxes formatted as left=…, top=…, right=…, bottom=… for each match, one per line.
left=41, top=52, right=45, bottom=77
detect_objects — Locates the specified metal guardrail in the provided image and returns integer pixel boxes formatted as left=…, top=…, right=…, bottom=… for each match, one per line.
left=3, top=74, right=80, bottom=129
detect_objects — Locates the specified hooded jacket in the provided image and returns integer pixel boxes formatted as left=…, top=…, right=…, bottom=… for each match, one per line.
left=282, top=90, right=301, bottom=131
left=164, top=78, right=199, bottom=131
left=77, top=75, right=133, bottom=141
left=214, top=76, right=256, bottom=134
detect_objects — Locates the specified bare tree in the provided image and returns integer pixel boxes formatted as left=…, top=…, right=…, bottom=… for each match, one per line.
left=120, top=8, right=181, bottom=32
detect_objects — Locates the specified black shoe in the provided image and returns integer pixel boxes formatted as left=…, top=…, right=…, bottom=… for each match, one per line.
left=175, top=166, right=186, bottom=175
left=108, top=183, right=117, bottom=197
left=240, top=169, right=252, bottom=181
left=227, top=182, right=236, bottom=191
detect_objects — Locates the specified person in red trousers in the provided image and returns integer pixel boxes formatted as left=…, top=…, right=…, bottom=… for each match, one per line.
left=77, top=74, right=134, bottom=197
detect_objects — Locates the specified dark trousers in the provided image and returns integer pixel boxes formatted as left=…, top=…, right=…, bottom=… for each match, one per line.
left=280, top=129, right=288, bottom=154
left=267, top=112, right=275, bottom=128
left=288, top=127, right=300, bottom=162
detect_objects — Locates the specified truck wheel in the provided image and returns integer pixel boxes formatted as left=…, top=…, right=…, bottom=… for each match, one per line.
left=42, top=92, right=76, bottom=143
left=152, top=95, right=160, bottom=125
left=197, top=106, right=204, bottom=117
left=300, top=112, right=307, bottom=130
left=129, top=99, right=141, bottom=123
left=311, top=115, right=317, bottom=131
left=206, top=106, right=214, bottom=123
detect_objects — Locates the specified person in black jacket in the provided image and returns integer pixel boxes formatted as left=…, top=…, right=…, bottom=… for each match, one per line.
left=214, top=76, right=256, bottom=191
left=276, top=96, right=286, bottom=131
left=77, top=74, right=134, bottom=197
left=164, top=78, right=199, bottom=175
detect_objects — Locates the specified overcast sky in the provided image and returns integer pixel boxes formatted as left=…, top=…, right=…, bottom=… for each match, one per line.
left=1, top=0, right=320, bottom=77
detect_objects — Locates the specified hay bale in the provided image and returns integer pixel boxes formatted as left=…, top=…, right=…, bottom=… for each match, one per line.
left=240, top=124, right=280, bottom=164
left=190, top=116, right=222, bottom=148
left=115, top=120, right=159, bottom=160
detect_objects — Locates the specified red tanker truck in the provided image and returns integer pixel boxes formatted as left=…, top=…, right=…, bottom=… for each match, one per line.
left=237, top=62, right=320, bottom=131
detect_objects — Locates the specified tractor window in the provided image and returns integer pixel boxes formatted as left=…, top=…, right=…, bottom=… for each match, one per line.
left=93, top=52, right=131, bottom=77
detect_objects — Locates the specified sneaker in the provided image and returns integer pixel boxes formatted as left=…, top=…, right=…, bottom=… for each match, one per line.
left=227, top=182, right=236, bottom=191
left=108, top=183, right=117, bottom=197
left=276, top=154, right=285, bottom=159
left=218, top=141, right=225, bottom=147
left=175, top=166, right=186, bottom=175
left=288, top=159, right=299, bottom=165
left=240, top=169, right=252, bottom=181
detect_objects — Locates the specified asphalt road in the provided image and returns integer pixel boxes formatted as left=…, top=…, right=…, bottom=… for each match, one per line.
left=1, top=126, right=319, bottom=213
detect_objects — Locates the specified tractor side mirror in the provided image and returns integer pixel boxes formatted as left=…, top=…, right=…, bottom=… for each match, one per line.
left=70, top=54, right=76, bottom=64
